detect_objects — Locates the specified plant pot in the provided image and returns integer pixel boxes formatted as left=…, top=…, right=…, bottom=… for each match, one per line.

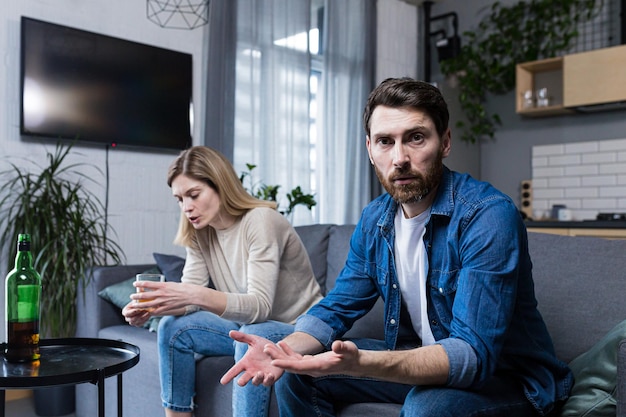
left=34, top=385, right=75, bottom=416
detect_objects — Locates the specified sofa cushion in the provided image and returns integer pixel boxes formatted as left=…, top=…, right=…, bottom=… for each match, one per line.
left=295, top=224, right=332, bottom=290
left=153, top=252, right=185, bottom=282
left=560, top=319, right=626, bottom=417
left=529, top=232, right=626, bottom=363
left=326, top=225, right=356, bottom=292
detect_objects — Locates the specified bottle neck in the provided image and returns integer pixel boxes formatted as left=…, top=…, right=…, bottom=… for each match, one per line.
left=15, top=246, right=34, bottom=269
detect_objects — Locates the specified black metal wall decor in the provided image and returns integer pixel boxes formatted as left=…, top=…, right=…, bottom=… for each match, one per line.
left=422, top=1, right=460, bottom=82
left=146, top=0, right=210, bottom=30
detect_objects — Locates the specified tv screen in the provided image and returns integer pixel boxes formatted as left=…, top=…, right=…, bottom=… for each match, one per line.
left=20, top=17, right=193, bottom=151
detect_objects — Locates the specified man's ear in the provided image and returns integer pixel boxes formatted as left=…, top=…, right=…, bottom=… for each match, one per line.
left=442, top=129, right=452, bottom=158
left=366, top=136, right=374, bottom=164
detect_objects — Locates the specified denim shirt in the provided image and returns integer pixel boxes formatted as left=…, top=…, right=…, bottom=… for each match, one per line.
left=295, top=166, right=573, bottom=415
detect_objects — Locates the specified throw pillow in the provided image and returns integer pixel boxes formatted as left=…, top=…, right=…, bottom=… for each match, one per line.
left=560, top=319, right=626, bottom=417
left=153, top=252, right=185, bottom=282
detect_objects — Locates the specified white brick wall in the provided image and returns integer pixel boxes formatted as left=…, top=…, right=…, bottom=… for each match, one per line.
left=531, top=138, right=626, bottom=220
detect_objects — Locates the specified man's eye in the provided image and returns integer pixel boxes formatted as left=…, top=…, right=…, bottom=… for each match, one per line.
left=410, top=134, right=424, bottom=142
left=378, top=138, right=392, bottom=145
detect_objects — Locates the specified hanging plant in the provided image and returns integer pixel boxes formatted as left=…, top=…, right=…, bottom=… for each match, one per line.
left=440, top=0, right=601, bottom=144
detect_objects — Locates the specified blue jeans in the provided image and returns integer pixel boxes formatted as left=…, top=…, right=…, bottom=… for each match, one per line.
left=274, top=339, right=541, bottom=417
left=158, top=311, right=294, bottom=416
left=276, top=373, right=540, bottom=417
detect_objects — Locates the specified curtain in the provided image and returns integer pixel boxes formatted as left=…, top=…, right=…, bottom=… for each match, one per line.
left=202, top=1, right=237, bottom=161
left=204, top=0, right=377, bottom=225
left=317, top=0, right=377, bottom=224
left=232, top=0, right=314, bottom=225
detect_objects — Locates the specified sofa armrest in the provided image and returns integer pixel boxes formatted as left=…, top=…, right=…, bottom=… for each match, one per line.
left=75, top=264, right=155, bottom=338
left=617, top=339, right=626, bottom=417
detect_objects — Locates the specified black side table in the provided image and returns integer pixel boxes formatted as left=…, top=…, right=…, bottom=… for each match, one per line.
left=0, top=338, right=139, bottom=417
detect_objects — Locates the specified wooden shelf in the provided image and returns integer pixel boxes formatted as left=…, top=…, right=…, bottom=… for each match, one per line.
left=516, top=56, right=569, bottom=115
left=516, top=45, right=626, bottom=117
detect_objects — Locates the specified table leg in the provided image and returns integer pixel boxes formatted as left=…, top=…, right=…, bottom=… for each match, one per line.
left=117, top=373, right=123, bottom=417
left=0, top=389, right=4, bottom=417
left=98, top=369, right=106, bottom=417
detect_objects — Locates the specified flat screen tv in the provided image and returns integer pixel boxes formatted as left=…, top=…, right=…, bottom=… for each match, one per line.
left=20, top=16, right=193, bottom=151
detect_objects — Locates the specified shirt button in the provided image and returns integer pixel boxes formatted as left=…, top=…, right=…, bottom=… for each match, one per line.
left=439, top=288, right=444, bottom=293
left=392, top=284, right=397, bottom=289
left=390, top=319, right=396, bottom=325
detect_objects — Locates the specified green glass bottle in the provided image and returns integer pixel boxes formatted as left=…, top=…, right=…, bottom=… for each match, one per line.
left=4, top=233, right=42, bottom=362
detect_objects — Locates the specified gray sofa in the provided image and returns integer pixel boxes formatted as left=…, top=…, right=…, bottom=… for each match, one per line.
left=74, top=224, right=626, bottom=417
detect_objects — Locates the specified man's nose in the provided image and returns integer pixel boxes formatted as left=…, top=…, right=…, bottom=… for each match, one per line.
left=393, top=144, right=410, bottom=166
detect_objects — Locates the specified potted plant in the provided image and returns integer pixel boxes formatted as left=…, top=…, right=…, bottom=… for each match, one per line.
left=0, top=142, right=124, bottom=415
left=239, top=163, right=317, bottom=217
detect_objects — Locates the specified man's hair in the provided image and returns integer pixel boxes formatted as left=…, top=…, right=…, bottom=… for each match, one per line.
left=167, top=146, right=276, bottom=247
left=363, top=77, right=449, bottom=138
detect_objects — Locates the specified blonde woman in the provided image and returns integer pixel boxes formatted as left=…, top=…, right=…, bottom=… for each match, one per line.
left=123, top=146, right=322, bottom=417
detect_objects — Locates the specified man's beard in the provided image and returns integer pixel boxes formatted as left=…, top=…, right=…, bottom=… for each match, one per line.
left=374, top=156, right=443, bottom=204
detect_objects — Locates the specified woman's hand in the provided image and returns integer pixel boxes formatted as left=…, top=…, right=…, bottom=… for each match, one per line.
left=129, top=281, right=198, bottom=317
left=122, top=301, right=152, bottom=327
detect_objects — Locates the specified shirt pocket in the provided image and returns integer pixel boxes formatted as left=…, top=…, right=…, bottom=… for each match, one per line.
left=365, top=261, right=388, bottom=286
left=428, top=270, right=458, bottom=327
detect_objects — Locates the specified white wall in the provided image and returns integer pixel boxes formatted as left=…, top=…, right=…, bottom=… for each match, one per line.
left=0, top=0, right=206, bottom=270
left=532, top=138, right=626, bottom=221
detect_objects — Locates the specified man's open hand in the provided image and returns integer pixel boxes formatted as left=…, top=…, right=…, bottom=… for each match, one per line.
left=220, top=330, right=286, bottom=387
left=267, top=339, right=361, bottom=377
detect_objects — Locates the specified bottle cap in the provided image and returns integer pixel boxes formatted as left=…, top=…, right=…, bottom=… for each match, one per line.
left=18, top=234, right=31, bottom=251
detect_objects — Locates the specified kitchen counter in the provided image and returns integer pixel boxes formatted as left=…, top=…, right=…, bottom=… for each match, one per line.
left=525, top=220, right=626, bottom=239
left=525, top=220, right=626, bottom=229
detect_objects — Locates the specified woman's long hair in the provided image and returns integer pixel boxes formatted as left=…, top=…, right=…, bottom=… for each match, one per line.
left=167, top=146, right=276, bottom=247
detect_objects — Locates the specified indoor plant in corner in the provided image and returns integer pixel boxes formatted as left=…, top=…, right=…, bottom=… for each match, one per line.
left=0, top=142, right=124, bottom=416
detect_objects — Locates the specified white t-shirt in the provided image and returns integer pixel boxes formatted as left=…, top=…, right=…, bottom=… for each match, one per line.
left=394, top=206, right=435, bottom=346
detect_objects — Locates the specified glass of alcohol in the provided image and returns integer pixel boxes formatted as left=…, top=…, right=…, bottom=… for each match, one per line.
left=135, top=273, right=165, bottom=311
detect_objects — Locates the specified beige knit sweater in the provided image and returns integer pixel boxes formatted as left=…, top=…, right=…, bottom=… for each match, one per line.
left=181, top=207, right=323, bottom=324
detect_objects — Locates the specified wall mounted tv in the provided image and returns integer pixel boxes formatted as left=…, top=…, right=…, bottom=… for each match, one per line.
left=20, top=16, right=193, bottom=151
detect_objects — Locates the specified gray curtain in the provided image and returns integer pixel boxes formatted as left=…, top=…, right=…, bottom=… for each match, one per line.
left=318, top=0, right=377, bottom=224
left=202, top=0, right=237, bottom=161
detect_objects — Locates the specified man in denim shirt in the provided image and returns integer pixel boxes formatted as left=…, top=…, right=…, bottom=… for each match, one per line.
left=223, top=78, right=572, bottom=416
